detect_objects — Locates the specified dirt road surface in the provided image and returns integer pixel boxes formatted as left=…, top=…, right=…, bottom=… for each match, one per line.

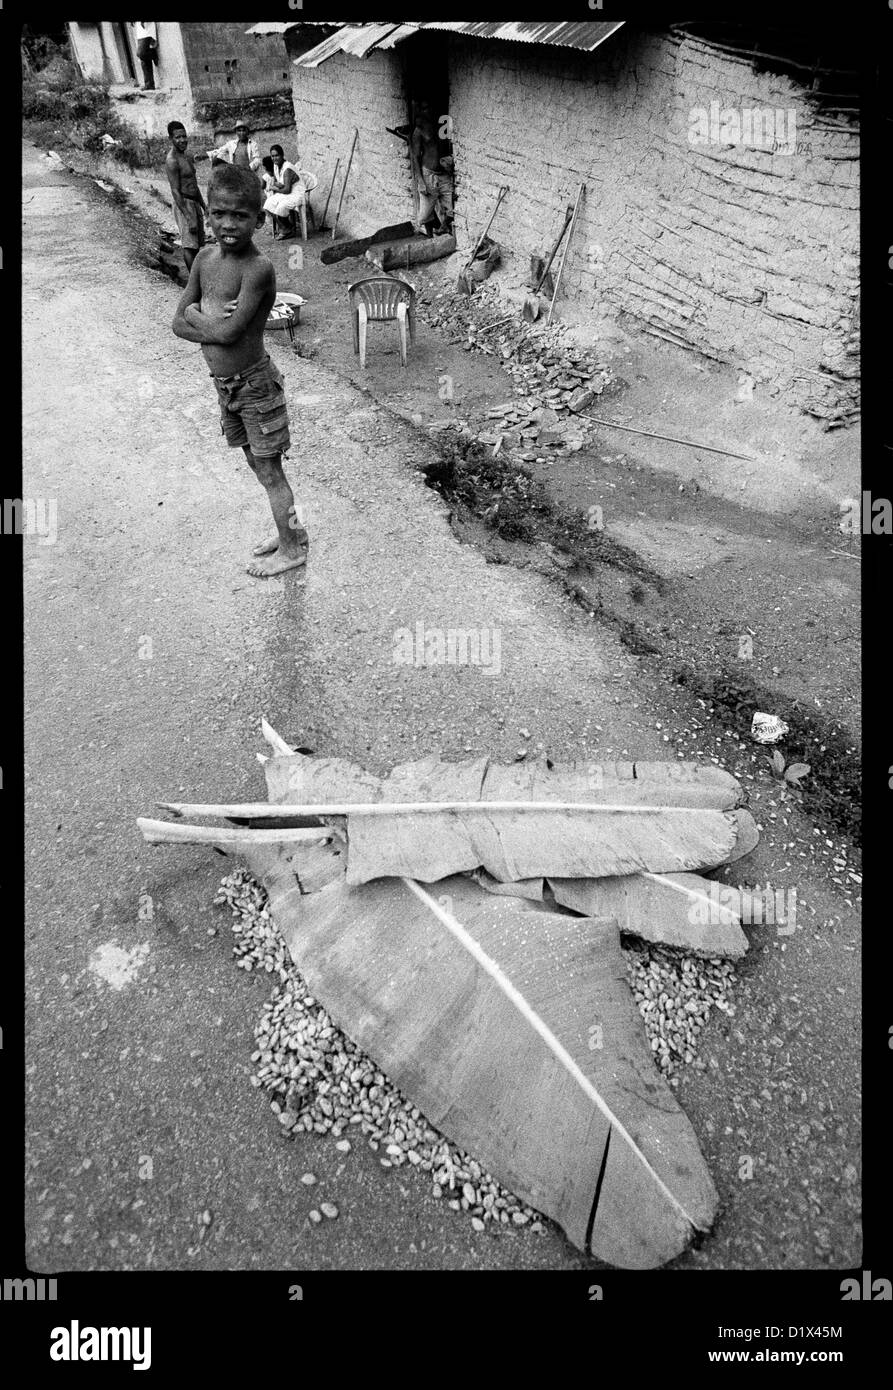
left=23, top=142, right=860, bottom=1271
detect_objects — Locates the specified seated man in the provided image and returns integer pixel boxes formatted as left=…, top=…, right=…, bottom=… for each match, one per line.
left=206, top=119, right=262, bottom=172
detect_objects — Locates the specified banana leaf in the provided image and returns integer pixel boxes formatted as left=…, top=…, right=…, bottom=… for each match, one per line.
left=242, top=849, right=718, bottom=1268
left=260, top=752, right=745, bottom=885
left=549, top=871, right=749, bottom=957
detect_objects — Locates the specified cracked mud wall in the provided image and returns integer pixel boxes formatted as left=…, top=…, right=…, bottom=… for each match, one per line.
left=278, top=28, right=858, bottom=425
left=285, top=45, right=414, bottom=233
left=445, top=29, right=858, bottom=424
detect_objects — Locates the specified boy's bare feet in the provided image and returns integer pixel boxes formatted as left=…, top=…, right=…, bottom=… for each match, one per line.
left=246, top=547, right=307, bottom=578
left=252, top=526, right=309, bottom=557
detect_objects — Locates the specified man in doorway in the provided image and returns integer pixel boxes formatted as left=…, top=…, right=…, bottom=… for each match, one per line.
left=411, top=101, right=454, bottom=236
left=207, top=119, right=262, bottom=173
left=133, top=21, right=158, bottom=90
left=165, top=121, right=206, bottom=273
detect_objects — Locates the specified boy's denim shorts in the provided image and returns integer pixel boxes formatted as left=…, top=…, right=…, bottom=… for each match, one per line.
left=210, top=354, right=291, bottom=458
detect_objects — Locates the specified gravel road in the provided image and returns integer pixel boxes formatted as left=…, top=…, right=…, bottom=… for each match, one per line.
left=23, top=141, right=860, bottom=1271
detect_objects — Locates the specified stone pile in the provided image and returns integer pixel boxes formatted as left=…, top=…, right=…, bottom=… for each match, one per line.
left=417, top=282, right=613, bottom=461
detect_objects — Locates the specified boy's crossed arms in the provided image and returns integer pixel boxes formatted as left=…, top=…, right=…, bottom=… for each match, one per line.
left=171, top=164, right=307, bottom=579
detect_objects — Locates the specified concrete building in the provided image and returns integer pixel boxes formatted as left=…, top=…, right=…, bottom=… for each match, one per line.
left=67, top=21, right=294, bottom=146
left=252, top=20, right=859, bottom=426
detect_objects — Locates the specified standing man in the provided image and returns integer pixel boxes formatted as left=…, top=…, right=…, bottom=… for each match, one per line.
left=165, top=121, right=206, bottom=273
left=207, top=120, right=262, bottom=173
left=411, top=102, right=454, bottom=236
left=133, top=21, right=158, bottom=91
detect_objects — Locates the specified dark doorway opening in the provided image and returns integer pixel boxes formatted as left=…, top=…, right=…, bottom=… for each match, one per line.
left=113, top=23, right=137, bottom=83
left=402, top=35, right=454, bottom=234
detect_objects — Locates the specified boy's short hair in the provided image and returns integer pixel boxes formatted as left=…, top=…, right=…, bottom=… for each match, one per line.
left=167, top=120, right=185, bottom=137
left=208, top=163, right=262, bottom=214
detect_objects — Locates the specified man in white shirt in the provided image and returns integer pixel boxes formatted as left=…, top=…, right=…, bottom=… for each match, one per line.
left=133, top=22, right=158, bottom=90
left=207, top=120, right=262, bottom=172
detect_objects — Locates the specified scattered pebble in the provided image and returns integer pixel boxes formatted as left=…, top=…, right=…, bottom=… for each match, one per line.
left=623, top=942, right=737, bottom=1079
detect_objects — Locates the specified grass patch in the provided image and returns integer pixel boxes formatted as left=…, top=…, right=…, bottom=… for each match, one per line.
left=421, top=434, right=664, bottom=589
left=23, top=49, right=157, bottom=168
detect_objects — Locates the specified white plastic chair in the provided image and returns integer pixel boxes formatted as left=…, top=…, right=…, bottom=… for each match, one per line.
left=348, top=276, right=417, bottom=368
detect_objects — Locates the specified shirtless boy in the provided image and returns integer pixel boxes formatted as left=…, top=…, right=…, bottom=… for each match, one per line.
left=165, top=122, right=206, bottom=273
left=171, top=164, right=307, bottom=578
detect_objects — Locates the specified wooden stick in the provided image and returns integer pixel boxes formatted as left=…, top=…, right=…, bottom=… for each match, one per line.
left=470, top=185, right=508, bottom=261
left=579, top=414, right=757, bottom=461
left=407, top=141, right=421, bottom=228
left=261, top=717, right=295, bottom=756
left=477, top=312, right=518, bottom=336
left=533, top=204, right=574, bottom=295
left=319, top=158, right=340, bottom=230
left=547, top=181, right=584, bottom=325
left=331, top=129, right=358, bottom=240
left=138, top=817, right=333, bottom=847
left=156, top=800, right=725, bottom=820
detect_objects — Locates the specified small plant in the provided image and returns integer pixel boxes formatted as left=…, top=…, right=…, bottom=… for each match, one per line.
left=769, top=749, right=811, bottom=784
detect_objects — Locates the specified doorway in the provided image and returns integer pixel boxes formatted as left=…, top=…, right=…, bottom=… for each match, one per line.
left=112, top=23, right=137, bottom=83
left=401, top=33, right=454, bottom=231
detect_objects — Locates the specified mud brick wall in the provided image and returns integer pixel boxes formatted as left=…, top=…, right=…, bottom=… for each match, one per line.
left=180, top=23, right=293, bottom=105
left=446, top=29, right=859, bottom=422
left=284, top=45, right=415, bottom=232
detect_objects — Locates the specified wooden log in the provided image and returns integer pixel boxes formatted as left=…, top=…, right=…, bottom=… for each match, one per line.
left=367, top=234, right=456, bottom=270
left=320, top=221, right=416, bottom=266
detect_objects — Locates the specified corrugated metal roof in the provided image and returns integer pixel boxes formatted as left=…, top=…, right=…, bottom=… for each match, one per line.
left=295, top=23, right=407, bottom=68
left=375, top=23, right=424, bottom=50
left=293, top=19, right=624, bottom=67
left=418, top=21, right=625, bottom=52
left=245, top=21, right=341, bottom=37
left=246, top=22, right=303, bottom=36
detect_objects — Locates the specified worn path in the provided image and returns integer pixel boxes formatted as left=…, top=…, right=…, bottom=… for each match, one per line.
left=23, top=142, right=859, bottom=1271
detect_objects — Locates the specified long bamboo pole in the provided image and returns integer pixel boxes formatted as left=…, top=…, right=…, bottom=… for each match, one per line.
left=156, top=800, right=724, bottom=820
left=331, top=129, right=359, bottom=240
left=577, top=413, right=757, bottom=462
left=533, top=203, right=574, bottom=295
left=547, top=181, right=584, bottom=325
left=138, top=818, right=334, bottom=847
left=469, top=184, right=509, bottom=261
left=319, top=158, right=340, bottom=230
